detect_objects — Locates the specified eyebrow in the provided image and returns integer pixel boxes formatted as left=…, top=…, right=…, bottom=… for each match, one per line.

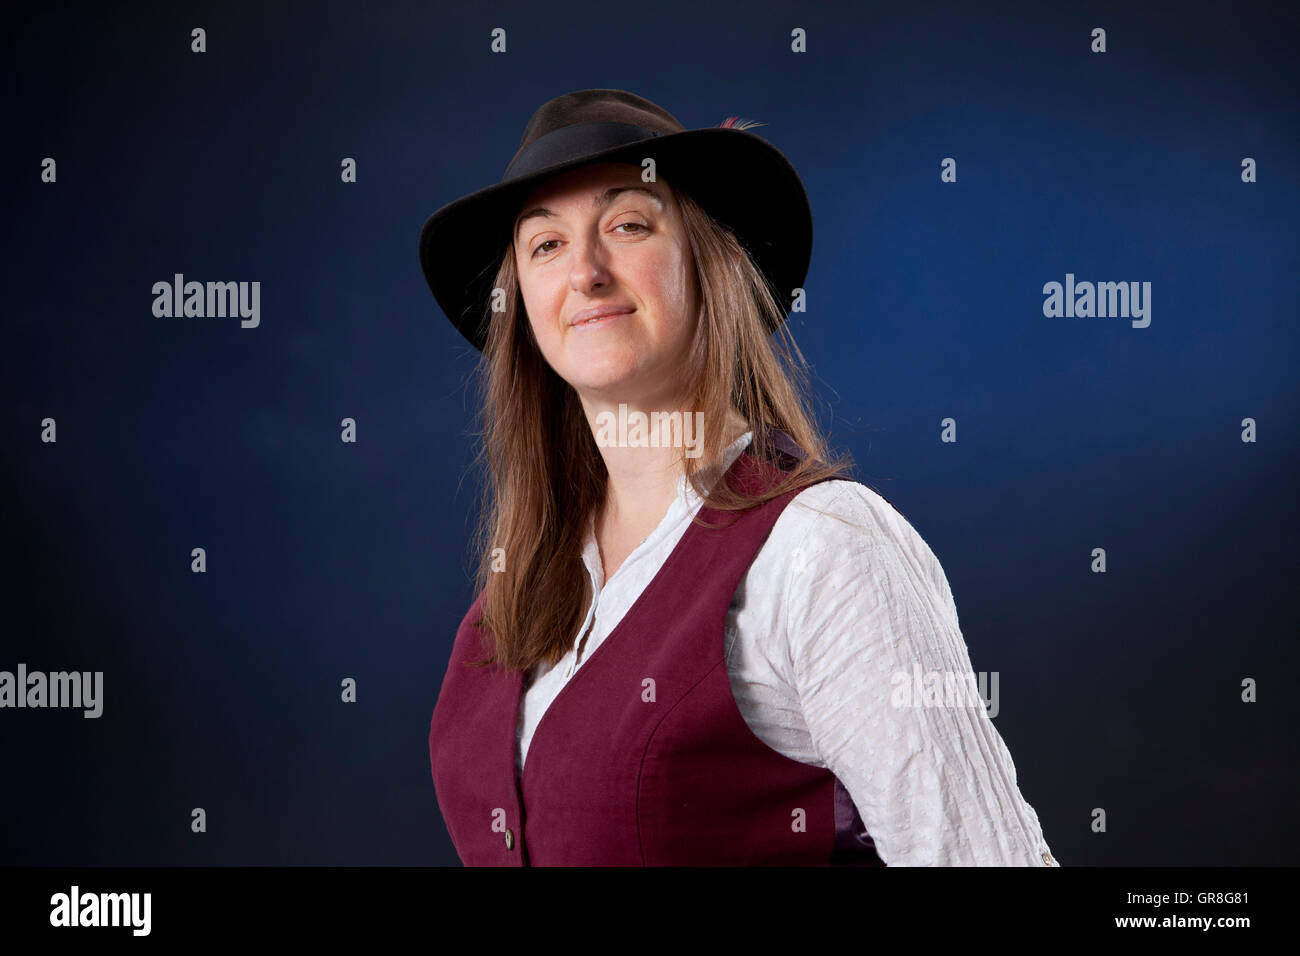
left=514, top=186, right=666, bottom=243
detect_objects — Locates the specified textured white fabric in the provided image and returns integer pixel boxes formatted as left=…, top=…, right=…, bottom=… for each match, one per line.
left=517, top=430, right=1059, bottom=866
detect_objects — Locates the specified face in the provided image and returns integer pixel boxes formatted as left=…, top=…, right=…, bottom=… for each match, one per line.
left=512, top=162, right=699, bottom=410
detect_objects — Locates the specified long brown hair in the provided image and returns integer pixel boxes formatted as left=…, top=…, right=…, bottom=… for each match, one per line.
left=462, top=178, right=857, bottom=672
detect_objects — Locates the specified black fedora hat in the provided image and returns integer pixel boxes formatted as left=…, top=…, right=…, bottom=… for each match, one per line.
left=417, top=88, right=813, bottom=353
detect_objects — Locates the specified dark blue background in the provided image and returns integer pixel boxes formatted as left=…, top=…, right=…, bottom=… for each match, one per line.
left=2, top=0, right=1296, bottom=865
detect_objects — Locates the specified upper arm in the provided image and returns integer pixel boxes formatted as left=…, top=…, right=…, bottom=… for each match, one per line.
left=781, top=481, right=1058, bottom=866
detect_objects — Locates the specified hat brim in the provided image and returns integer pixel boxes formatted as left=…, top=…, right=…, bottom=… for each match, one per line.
left=418, top=127, right=812, bottom=353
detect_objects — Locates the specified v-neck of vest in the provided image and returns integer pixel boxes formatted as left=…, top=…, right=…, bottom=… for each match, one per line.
left=516, top=446, right=776, bottom=785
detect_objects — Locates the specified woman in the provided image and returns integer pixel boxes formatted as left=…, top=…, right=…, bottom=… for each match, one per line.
left=420, top=89, right=1058, bottom=866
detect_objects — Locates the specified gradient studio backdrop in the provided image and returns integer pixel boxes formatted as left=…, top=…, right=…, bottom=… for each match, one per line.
left=2, top=0, right=1296, bottom=866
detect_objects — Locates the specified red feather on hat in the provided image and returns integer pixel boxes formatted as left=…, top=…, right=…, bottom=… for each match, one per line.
left=717, top=116, right=767, bottom=131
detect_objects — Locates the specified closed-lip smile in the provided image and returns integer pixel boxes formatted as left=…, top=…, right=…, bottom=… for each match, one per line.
left=570, top=305, right=634, bottom=326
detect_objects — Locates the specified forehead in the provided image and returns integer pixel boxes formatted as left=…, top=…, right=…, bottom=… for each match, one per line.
left=516, top=161, right=665, bottom=209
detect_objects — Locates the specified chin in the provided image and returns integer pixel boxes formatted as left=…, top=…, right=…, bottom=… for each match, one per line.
left=563, top=350, right=636, bottom=379
left=569, top=374, right=633, bottom=396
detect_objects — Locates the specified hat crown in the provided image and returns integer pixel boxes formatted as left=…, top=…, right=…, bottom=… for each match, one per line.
left=510, top=89, right=685, bottom=166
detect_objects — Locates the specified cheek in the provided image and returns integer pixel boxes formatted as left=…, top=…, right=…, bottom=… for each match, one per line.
left=518, top=273, right=561, bottom=336
left=650, top=243, right=695, bottom=331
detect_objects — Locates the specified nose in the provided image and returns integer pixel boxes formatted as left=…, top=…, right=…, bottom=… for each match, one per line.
left=568, top=231, right=611, bottom=294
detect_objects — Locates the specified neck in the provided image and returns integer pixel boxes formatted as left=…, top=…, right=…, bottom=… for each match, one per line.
left=584, top=399, right=749, bottom=534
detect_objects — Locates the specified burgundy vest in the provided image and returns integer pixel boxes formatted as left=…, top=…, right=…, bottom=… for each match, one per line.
left=428, top=435, right=885, bottom=866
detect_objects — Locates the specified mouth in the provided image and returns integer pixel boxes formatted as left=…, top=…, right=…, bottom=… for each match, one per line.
left=570, top=306, right=634, bottom=329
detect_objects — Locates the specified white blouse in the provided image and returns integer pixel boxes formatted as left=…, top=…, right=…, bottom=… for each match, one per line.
left=517, top=430, right=1060, bottom=866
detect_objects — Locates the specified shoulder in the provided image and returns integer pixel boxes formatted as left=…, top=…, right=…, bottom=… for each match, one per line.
left=766, top=478, right=953, bottom=613
left=777, top=478, right=929, bottom=555
left=784, top=478, right=900, bottom=520
left=449, top=590, right=493, bottom=660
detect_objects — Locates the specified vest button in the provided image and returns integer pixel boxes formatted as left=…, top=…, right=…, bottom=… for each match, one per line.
left=505, top=828, right=514, bottom=850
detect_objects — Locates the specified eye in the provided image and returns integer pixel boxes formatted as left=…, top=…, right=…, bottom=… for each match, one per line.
left=530, top=221, right=648, bottom=258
